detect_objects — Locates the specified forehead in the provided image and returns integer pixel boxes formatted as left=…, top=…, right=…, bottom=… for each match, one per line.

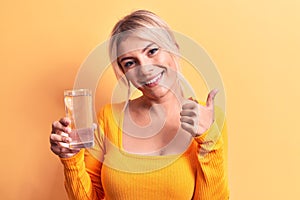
left=117, top=36, right=154, bottom=57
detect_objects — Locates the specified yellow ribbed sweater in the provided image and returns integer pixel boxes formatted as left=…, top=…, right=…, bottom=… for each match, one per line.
left=61, top=103, right=229, bottom=199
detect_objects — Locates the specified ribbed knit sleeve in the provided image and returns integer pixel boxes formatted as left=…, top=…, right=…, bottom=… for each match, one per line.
left=60, top=106, right=107, bottom=200
left=193, top=106, right=229, bottom=200
left=60, top=149, right=104, bottom=200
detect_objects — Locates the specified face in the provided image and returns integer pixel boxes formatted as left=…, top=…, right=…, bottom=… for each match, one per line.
left=117, top=36, right=180, bottom=101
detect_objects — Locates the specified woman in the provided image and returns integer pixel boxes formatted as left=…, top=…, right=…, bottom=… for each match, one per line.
left=50, top=10, right=229, bottom=199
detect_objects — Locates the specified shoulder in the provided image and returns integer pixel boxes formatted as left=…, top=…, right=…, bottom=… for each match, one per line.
left=98, top=102, right=126, bottom=118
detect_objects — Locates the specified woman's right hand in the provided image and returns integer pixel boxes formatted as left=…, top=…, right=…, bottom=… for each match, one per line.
left=50, top=117, right=80, bottom=158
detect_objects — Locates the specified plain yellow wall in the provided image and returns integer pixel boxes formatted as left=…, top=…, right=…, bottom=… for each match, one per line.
left=1, top=0, right=300, bottom=199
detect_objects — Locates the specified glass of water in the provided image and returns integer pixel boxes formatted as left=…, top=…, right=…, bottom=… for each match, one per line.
left=64, top=89, right=95, bottom=149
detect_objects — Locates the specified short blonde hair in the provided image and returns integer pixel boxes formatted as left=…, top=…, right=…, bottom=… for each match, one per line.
left=108, top=10, right=179, bottom=81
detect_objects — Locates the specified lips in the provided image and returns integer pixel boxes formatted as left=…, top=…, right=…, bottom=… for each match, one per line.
left=143, top=72, right=163, bottom=87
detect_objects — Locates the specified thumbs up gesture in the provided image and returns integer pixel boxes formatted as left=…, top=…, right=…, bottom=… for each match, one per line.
left=180, top=89, right=218, bottom=137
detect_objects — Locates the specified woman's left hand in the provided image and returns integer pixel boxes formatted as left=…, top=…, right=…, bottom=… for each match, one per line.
left=180, top=89, right=218, bottom=137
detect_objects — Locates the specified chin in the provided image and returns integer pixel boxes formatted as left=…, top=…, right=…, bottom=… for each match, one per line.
left=140, top=79, right=179, bottom=100
left=143, top=87, right=170, bottom=100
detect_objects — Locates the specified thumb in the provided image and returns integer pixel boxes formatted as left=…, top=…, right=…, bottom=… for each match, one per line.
left=206, top=89, right=218, bottom=108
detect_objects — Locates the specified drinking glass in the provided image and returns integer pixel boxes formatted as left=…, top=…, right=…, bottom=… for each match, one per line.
left=64, top=89, right=95, bottom=149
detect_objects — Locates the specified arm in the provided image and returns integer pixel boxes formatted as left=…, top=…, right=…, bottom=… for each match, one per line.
left=192, top=107, right=229, bottom=199
left=59, top=107, right=107, bottom=200
left=60, top=149, right=104, bottom=200
left=60, top=126, right=106, bottom=200
left=180, top=90, right=229, bottom=199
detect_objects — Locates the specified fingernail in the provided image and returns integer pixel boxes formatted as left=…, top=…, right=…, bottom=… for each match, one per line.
left=65, top=127, right=72, bottom=133
left=61, top=132, right=69, bottom=137
left=91, top=123, right=97, bottom=131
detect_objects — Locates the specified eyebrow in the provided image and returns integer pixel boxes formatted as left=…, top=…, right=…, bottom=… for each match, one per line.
left=118, top=42, right=155, bottom=63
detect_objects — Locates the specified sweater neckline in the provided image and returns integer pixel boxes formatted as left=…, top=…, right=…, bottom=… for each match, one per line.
left=115, top=101, right=194, bottom=159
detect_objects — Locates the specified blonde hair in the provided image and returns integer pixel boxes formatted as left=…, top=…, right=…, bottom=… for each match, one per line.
left=108, top=10, right=179, bottom=82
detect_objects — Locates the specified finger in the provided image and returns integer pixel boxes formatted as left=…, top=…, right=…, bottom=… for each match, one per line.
left=206, top=89, right=218, bottom=108
left=92, top=123, right=98, bottom=130
left=50, top=133, right=72, bottom=143
left=59, top=117, right=71, bottom=126
left=51, top=120, right=71, bottom=134
left=180, top=110, right=197, bottom=117
left=182, top=100, right=197, bottom=109
left=180, top=116, right=196, bottom=126
left=58, top=142, right=70, bottom=149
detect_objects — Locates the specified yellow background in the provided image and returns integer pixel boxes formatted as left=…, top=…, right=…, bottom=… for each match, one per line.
left=1, top=0, right=299, bottom=199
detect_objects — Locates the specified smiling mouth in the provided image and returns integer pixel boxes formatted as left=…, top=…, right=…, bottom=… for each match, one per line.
left=143, top=72, right=163, bottom=87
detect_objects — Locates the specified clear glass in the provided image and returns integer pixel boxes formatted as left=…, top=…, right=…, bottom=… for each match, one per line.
left=64, top=89, right=95, bottom=149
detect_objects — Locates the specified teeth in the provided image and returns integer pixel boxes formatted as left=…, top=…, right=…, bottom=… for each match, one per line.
left=145, top=73, right=162, bottom=85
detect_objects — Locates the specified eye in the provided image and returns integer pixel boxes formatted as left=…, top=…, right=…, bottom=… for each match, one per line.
left=122, top=60, right=135, bottom=68
left=148, top=47, right=159, bottom=56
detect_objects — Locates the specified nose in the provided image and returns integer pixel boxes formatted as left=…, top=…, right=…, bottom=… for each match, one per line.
left=138, top=57, right=154, bottom=76
left=138, top=64, right=154, bottom=76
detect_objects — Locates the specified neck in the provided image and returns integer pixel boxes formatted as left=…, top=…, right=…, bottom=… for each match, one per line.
left=139, top=83, right=184, bottom=113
